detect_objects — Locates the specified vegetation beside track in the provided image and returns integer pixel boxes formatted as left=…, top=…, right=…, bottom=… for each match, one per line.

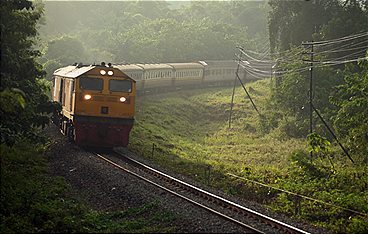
left=129, top=79, right=368, bottom=233
left=0, top=140, right=177, bottom=233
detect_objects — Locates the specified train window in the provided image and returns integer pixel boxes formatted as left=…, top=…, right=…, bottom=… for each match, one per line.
left=109, top=79, right=132, bottom=93
left=80, top=77, right=103, bottom=90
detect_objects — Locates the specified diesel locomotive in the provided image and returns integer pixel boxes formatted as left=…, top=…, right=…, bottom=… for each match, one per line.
left=52, top=63, right=136, bottom=147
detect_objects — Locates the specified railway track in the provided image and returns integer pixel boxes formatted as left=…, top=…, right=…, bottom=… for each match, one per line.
left=94, top=150, right=310, bottom=234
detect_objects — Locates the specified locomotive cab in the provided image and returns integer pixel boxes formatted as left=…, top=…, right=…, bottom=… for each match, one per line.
left=52, top=63, right=136, bottom=147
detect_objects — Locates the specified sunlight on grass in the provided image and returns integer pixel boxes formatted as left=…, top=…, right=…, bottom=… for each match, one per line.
left=128, top=79, right=368, bottom=232
left=130, top=80, right=306, bottom=177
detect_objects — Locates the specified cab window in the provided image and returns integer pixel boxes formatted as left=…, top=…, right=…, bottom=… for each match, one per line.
left=109, top=79, right=132, bottom=92
left=79, top=77, right=103, bottom=90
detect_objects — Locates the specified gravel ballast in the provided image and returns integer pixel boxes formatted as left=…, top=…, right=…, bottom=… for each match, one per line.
left=46, top=125, right=250, bottom=233
left=45, top=124, right=328, bottom=233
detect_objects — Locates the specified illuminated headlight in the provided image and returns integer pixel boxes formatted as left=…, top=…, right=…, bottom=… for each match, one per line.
left=84, top=94, right=92, bottom=100
left=100, top=70, right=106, bottom=75
left=119, top=97, right=126, bottom=103
left=107, top=70, right=114, bottom=76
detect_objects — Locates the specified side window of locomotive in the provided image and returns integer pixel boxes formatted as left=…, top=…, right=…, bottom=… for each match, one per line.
left=79, top=77, right=103, bottom=90
left=109, top=80, right=132, bottom=93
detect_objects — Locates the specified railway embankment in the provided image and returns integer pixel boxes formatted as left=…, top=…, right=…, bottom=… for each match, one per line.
left=43, top=124, right=324, bottom=233
left=44, top=124, right=250, bottom=233
left=128, top=79, right=368, bottom=233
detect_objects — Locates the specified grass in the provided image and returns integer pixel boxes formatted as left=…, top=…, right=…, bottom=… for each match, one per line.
left=128, top=79, right=368, bottom=233
left=130, top=80, right=306, bottom=182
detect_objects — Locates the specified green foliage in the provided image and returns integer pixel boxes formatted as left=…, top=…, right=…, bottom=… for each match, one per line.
left=0, top=142, right=176, bottom=233
left=268, top=0, right=337, bottom=52
left=42, top=59, right=62, bottom=80
left=285, top=150, right=368, bottom=232
left=290, top=150, right=330, bottom=178
left=39, top=1, right=270, bottom=65
left=110, top=17, right=249, bottom=63
left=267, top=1, right=366, bottom=145
left=330, top=59, right=368, bottom=161
left=0, top=89, right=27, bottom=113
left=1, top=0, right=55, bottom=146
left=129, top=81, right=367, bottom=232
left=307, top=133, right=331, bottom=155
left=267, top=48, right=310, bottom=137
left=319, top=1, right=368, bottom=45
left=43, top=36, right=88, bottom=66
left=268, top=0, right=367, bottom=54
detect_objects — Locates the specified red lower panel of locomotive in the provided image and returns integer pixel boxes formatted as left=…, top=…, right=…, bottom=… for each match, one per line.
left=73, top=121, right=133, bottom=148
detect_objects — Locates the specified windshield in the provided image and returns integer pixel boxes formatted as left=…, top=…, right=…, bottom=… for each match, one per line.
left=109, top=79, right=132, bottom=92
left=79, top=77, right=103, bottom=90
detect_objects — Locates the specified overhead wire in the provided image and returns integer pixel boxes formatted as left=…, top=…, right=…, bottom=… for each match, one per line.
left=236, top=32, right=367, bottom=79
left=314, top=39, right=368, bottom=55
left=304, top=31, right=368, bottom=47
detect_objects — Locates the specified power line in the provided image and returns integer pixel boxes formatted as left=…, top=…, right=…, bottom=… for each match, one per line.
left=314, top=41, right=368, bottom=55
left=303, top=31, right=368, bottom=46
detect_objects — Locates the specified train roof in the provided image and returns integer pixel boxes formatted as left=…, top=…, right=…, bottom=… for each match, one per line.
left=199, top=60, right=239, bottom=67
left=167, top=63, right=204, bottom=69
left=114, top=64, right=144, bottom=71
left=136, top=64, right=173, bottom=70
left=53, top=65, right=95, bottom=78
left=53, top=65, right=134, bottom=81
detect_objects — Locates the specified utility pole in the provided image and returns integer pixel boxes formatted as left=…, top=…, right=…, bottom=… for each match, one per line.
left=229, top=51, right=242, bottom=128
left=302, top=41, right=354, bottom=163
left=309, top=42, right=314, bottom=159
left=302, top=41, right=314, bottom=159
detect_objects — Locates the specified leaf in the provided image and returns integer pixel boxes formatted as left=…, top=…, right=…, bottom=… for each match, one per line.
left=0, top=89, right=27, bottom=113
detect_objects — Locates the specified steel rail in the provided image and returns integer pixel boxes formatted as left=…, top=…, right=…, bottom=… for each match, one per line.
left=95, top=153, right=263, bottom=233
left=110, top=151, right=310, bottom=234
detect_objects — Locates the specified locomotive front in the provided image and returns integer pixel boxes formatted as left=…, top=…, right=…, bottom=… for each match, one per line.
left=53, top=63, right=136, bottom=147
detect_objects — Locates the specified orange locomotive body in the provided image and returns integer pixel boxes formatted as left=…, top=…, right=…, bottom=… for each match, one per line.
left=52, top=63, right=136, bottom=147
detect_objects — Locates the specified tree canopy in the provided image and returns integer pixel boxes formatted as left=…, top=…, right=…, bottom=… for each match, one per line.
left=0, top=0, right=54, bottom=145
left=267, top=0, right=368, bottom=161
left=38, top=1, right=269, bottom=65
left=268, top=0, right=368, bottom=53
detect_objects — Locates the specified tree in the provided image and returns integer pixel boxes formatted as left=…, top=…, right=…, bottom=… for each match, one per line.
left=268, top=0, right=367, bottom=54
left=43, top=36, right=88, bottom=66
left=268, top=47, right=346, bottom=138
left=0, top=0, right=53, bottom=145
left=110, top=17, right=250, bottom=63
left=267, top=0, right=367, bottom=145
left=268, top=0, right=338, bottom=53
left=330, top=58, right=368, bottom=160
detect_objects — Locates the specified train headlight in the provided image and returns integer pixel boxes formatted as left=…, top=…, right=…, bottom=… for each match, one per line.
left=84, top=94, right=92, bottom=100
left=108, top=70, right=114, bottom=76
left=119, top=97, right=126, bottom=103
left=100, top=70, right=106, bottom=75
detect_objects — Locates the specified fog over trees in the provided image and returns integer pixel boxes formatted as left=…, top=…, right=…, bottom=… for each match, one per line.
left=38, top=1, right=269, bottom=69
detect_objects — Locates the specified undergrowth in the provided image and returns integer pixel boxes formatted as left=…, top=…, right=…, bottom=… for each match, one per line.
left=0, top=141, right=176, bottom=233
left=128, top=80, right=368, bottom=233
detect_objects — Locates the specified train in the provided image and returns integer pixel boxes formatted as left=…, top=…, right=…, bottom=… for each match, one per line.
left=52, top=60, right=268, bottom=148
left=52, top=63, right=136, bottom=148
left=116, top=60, right=250, bottom=94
